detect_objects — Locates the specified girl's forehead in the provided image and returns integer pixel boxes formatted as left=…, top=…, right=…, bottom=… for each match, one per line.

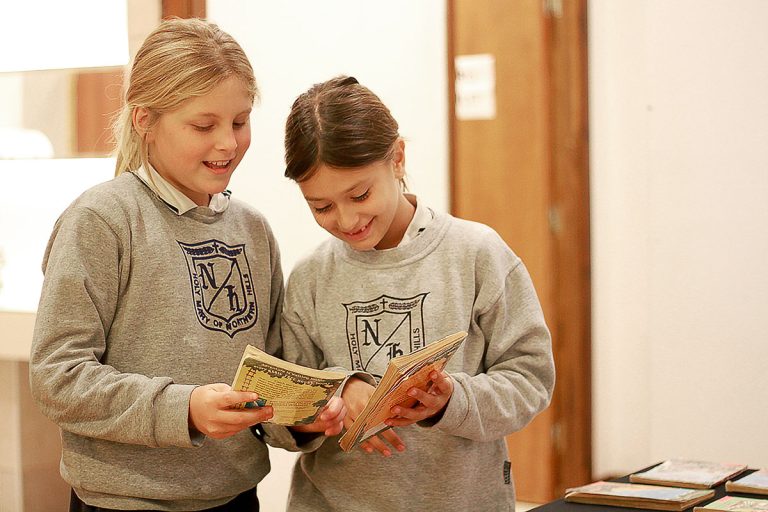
left=174, top=77, right=253, bottom=116
left=299, top=162, right=389, bottom=200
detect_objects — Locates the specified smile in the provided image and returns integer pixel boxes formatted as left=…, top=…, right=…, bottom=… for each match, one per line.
left=343, top=220, right=372, bottom=239
left=204, top=160, right=232, bottom=174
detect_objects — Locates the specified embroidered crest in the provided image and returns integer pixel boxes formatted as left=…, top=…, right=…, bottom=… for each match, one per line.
left=343, top=293, right=428, bottom=378
left=178, top=239, right=257, bottom=338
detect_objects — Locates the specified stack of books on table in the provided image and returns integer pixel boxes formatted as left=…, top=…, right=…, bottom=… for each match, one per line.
left=565, top=459, right=768, bottom=511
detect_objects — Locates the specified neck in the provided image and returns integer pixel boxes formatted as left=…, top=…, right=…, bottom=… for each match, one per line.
left=375, top=194, right=416, bottom=250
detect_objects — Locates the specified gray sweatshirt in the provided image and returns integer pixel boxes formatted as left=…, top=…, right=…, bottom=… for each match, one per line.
left=281, top=207, right=556, bottom=512
left=29, top=172, right=291, bottom=510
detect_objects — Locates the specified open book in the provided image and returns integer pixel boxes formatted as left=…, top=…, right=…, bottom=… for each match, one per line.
left=564, top=481, right=715, bottom=511
left=629, top=460, right=748, bottom=489
left=726, top=470, right=768, bottom=496
left=231, top=345, right=346, bottom=426
left=338, top=331, right=467, bottom=452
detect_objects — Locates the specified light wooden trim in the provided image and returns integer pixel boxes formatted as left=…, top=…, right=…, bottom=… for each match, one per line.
left=162, top=0, right=206, bottom=19
left=545, top=0, right=592, bottom=495
left=75, top=70, right=123, bottom=156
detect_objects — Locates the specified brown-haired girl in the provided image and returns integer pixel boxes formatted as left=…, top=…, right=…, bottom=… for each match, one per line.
left=279, top=75, right=556, bottom=511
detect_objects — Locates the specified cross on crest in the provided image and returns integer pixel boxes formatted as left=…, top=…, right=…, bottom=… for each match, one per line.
left=343, top=293, right=428, bottom=378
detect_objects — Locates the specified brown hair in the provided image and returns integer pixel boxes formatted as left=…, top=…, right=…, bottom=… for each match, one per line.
left=112, top=17, right=258, bottom=175
left=284, top=76, right=400, bottom=182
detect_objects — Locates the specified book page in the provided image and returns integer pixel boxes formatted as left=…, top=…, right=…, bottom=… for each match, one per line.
left=231, top=345, right=345, bottom=426
left=729, top=470, right=768, bottom=491
left=699, top=496, right=768, bottom=512
left=567, top=482, right=711, bottom=502
left=632, top=459, right=748, bottom=487
left=339, top=331, right=466, bottom=451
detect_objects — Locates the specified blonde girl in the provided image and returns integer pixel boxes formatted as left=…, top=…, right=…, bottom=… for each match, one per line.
left=30, top=18, right=342, bottom=512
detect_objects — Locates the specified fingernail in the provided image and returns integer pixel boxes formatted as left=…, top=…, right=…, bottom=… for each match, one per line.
left=397, top=445, right=406, bottom=452
left=408, top=389, right=417, bottom=397
left=383, top=450, right=392, bottom=457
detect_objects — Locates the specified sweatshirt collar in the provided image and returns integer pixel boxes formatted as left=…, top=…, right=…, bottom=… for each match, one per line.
left=397, top=193, right=434, bottom=247
left=133, top=165, right=230, bottom=215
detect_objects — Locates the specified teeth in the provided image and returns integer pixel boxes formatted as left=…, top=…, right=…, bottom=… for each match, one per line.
left=207, top=160, right=231, bottom=167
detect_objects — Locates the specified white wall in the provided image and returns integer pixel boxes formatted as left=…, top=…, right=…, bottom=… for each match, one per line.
left=208, top=0, right=449, bottom=274
left=206, top=2, right=447, bottom=510
left=590, top=0, right=768, bottom=478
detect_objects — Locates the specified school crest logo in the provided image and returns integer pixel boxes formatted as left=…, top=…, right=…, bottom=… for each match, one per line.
left=343, top=293, right=428, bottom=378
left=178, top=239, right=257, bottom=338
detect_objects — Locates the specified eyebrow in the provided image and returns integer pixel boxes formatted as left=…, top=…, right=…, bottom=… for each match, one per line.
left=304, top=180, right=367, bottom=202
left=193, top=109, right=252, bottom=119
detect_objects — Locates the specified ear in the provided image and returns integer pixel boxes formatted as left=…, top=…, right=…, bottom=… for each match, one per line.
left=392, top=138, right=406, bottom=179
left=132, top=107, right=154, bottom=142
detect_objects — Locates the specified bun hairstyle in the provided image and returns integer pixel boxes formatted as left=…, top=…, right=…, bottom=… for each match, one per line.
left=284, top=75, right=400, bottom=182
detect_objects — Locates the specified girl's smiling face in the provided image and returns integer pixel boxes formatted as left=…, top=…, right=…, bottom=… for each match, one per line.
left=136, top=76, right=253, bottom=206
left=298, top=141, right=414, bottom=251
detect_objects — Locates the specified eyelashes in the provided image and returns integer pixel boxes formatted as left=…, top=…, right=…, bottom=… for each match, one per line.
left=313, top=189, right=370, bottom=214
left=192, top=121, right=247, bottom=132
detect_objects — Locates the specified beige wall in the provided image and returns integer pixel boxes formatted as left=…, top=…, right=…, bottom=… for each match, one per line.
left=0, top=313, right=69, bottom=511
left=590, top=0, right=768, bottom=477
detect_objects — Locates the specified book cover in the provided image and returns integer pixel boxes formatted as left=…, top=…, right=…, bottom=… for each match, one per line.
left=726, top=470, right=768, bottom=496
left=630, top=460, right=748, bottom=489
left=694, top=496, right=768, bottom=512
left=338, top=331, right=467, bottom=452
left=564, top=481, right=716, bottom=511
left=231, top=345, right=346, bottom=426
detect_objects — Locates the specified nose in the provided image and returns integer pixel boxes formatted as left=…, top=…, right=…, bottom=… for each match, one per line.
left=335, top=204, right=358, bottom=232
left=216, top=127, right=238, bottom=153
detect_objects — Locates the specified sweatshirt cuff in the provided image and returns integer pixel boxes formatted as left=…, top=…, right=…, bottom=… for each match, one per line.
left=154, top=383, right=198, bottom=448
left=430, top=375, right=469, bottom=433
left=340, top=370, right=377, bottom=391
left=262, top=424, right=326, bottom=452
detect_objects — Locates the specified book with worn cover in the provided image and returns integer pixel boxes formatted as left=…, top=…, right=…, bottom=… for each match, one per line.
left=338, top=331, right=467, bottom=452
left=694, top=496, right=768, bottom=512
left=231, top=345, right=346, bottom=426
left=564, top=481, right=715, bottom=511
left=726, top=470, right=768, bottom=496
left=630, top=460, right=749, bottom=489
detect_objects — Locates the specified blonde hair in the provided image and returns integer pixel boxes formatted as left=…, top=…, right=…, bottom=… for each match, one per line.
left=112, top=17, right=258, bottom=175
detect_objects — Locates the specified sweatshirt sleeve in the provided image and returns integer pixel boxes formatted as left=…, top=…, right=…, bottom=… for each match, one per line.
left=267, top=275, right=376, bottom=453
left=262, top=220, right=285, bottom=360
left=429, top=260, right=556, bottom=442
left=29, top=206, right=196, bottom=449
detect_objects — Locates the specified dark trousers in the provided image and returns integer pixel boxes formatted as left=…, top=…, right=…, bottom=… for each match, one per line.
left=69, top=488, right=259, bottom=512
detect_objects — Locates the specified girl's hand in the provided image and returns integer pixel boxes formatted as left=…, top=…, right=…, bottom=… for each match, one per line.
left=385, top=371, right=454, bottom=427
left=290, top=396, right=347, bottom=436
left=188, top=383, right=273, bottom=439
left=342, top=377, right=406, bottom=457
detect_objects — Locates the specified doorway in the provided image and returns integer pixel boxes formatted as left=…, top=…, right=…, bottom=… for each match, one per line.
left=448, top=0, right=591, bottom=502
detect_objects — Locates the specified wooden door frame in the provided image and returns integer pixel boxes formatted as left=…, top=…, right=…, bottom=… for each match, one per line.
left=545, top=0, right=592, bottom=498
left=162, top=0, right=205, bottom=19
left=447, top=0, right=591, bottom=501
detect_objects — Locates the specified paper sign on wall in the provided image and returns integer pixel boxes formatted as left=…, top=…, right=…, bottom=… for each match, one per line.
left=455, top=53, right=496, bottom=120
